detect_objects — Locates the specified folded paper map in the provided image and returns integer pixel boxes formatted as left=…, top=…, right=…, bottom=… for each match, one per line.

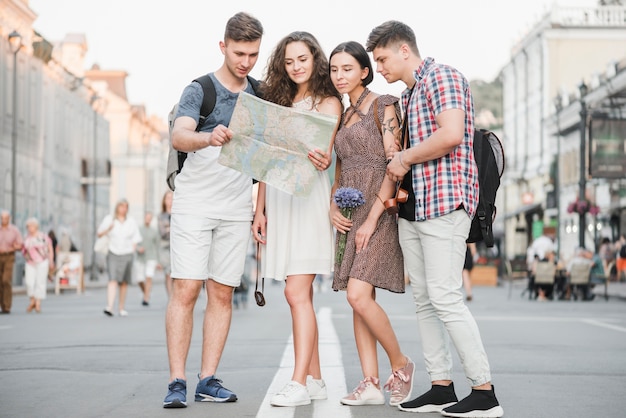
left=218, top=91, right=337, bottom=196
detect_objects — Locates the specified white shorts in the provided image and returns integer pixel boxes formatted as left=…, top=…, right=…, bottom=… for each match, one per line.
left=134, top=259, right=157, bottom=282
left=170, top=213, right=250, bottom=287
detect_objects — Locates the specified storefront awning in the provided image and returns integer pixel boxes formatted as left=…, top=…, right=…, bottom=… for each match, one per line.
left=504, top=203, right=543, bottom=220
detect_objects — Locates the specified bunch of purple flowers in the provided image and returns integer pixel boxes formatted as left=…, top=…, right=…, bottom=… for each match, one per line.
left=333, top=187, right=365, bottom=265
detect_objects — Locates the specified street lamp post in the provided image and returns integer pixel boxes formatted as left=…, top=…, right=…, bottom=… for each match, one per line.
left=90, top=95, right=100, bottom=281
left=143, top=131, right=149, bottom=214
left=554, top=94, right=563, bottom=258
left=8, top=31, right=23, bottom=221
left=578, top=81, right=588, bottom=249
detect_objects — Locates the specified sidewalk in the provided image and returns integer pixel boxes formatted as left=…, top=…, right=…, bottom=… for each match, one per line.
left=593, top=279, right=626, bottom=300
left=11, top=270, right=626, bottom=300
left=12, top=266, right=166, bottom=296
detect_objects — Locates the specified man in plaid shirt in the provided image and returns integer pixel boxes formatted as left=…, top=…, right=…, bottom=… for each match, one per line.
left=366, top=21, right=503, bottom=418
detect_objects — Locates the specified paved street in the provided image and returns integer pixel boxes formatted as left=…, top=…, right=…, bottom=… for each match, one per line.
left=2, top=275, right=626, bottom=418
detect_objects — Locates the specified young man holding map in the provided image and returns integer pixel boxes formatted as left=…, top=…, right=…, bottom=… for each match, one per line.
left=162, top=12, right=264, bottom=409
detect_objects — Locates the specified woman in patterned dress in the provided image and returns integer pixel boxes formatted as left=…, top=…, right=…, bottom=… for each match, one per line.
left=252, top=31, right=342, bottom=407
left=329, top=41, right=414, bottom=407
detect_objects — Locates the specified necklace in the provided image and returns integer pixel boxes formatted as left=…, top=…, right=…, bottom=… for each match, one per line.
left=343, top=88, right=370, bottom=126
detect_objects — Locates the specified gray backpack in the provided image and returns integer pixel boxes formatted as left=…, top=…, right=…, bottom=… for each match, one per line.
left=166, top=74, right=260, bottom=191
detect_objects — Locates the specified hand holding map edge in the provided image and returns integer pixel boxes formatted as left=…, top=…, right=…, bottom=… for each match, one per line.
left=218, top=91, right=338, bottom=196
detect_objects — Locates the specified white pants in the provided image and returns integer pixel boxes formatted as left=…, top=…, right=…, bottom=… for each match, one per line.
left=398, top=209, right=491, bottom=386
left=134, top=259, right=157, bottom=283
left=25, top=260, right=49, bottom=300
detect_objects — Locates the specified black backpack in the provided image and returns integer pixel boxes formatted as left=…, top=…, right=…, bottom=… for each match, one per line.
left=466, top=129, right=505, bottom=247
left=166, top=74, right=260, bottom=191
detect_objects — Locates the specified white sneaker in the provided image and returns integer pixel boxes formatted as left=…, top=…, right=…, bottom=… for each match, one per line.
left=119, top=310, right=128, bottom=317
left=306, top=376, right=327, bottom=400
left=271, top=381, right=311, bottom=407
left=340, top=376, right=385, bottom=406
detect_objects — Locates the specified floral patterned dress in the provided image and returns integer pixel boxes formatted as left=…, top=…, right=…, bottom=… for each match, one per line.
left=331, top=94, right=404, bottom=293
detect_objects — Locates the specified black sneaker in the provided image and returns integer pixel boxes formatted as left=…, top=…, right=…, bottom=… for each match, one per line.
left=398, top=383, right=458, bottom=413
left=441, top=386, right=504, bottom=417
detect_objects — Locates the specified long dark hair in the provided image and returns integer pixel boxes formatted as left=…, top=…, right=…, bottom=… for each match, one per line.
left=329, top=41, right=374, bottom=87
left=261, top=31, right=341, bottom=107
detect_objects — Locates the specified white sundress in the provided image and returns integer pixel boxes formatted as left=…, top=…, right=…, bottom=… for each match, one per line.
left=261, top=97, right=335, bottom=281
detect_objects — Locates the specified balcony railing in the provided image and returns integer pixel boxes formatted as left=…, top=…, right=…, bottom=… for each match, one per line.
left=551, top=6, right=626, bottom=27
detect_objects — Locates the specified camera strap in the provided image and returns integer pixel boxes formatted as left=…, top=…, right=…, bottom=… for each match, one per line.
left=254, top=242, right=265, bottom=306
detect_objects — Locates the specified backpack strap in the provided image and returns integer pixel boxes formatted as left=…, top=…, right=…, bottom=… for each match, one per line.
left=373, top=98, right=383, bottom=136
left=248, top=76, right=260, bottom=96
left=192, top=75, right=217, bottom=131
left=193, top=74, right=260, bottom=130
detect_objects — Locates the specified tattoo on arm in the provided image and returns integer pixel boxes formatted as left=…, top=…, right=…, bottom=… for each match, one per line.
left=383, top=118, right=401, bottom=156
left=382, top=118, right=397, bottom=136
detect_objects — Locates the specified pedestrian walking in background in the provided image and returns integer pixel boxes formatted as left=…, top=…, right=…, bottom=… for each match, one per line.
left=462, top=243, right=477, bottom=301
left=97, top=199, right=142, bottom=317
left=163, top=12, right=264, bottom=409
left=22, top=217, right=54, bottom=313
left=47, top=229, right=58, bottom=265
left=252, top=30, right=341, bottom=408
left=0, top=209, right=23, bottom=314
left=135, top=211, right=159, bottom=307
left=328, top=40, right=414, bottom=407
left=367, top=20, right=503, bottom=417
left=615, top=234, right=626, bottom=281
left=158, top=190, right=173, bottom=297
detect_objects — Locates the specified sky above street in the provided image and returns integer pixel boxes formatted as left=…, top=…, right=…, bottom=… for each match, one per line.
left=29, top=0, right=597, bottom=122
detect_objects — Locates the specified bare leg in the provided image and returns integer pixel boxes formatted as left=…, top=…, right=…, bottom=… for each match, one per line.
left=284, top=274, right=318, bottom=385
left=165, top=274, right=173, bottom=297
left=346, top=278, right=407, bottom=372
left=352, top=306, right=379, bottom=379
left=119, top=282, right=128, bottom=312
left=27, top=296, right=36, bottom=312
left=306, top=283, right=322, bottom=380
left=200, top=279, right=234, bottom=378
left=106, top=281, right=118, bottom=310
left=144, top=277, right=152, bottom=302
left=166, top=279, right=203, bottom=381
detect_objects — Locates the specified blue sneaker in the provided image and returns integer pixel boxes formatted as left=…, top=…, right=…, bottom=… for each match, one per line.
left=195, top=374, right=237, bottom=402
left=163, top=378, right=187, bottom=408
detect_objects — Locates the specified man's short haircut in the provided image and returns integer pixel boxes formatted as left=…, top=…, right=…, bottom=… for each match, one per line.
left=224, top=12, right=264, bottom=42
left=365, top=20, right=420, bottom=56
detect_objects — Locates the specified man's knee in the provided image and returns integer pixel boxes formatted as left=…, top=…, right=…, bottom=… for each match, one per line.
left=207, top=280, right=234, bottom=305
left=171, top=279, right=203, bottom=305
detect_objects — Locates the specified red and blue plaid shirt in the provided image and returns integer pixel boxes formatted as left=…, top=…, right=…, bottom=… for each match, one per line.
left=400, top=57, right=478, bottom=221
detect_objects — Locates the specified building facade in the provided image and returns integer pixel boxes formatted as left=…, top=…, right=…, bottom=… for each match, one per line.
left=500, top=2, right=626, bottom=262
left=1, top=0, right=168, bottom=284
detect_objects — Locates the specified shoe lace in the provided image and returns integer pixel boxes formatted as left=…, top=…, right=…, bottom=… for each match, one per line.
left=205, top=377, right=230, bottom=395
left=384, top=368, right=410, bottom=395
left=353, top=376, right=379, bottom=396
left=169, top=380, right=186, bottom=395
left=279, top=382, right=302, bottom=395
